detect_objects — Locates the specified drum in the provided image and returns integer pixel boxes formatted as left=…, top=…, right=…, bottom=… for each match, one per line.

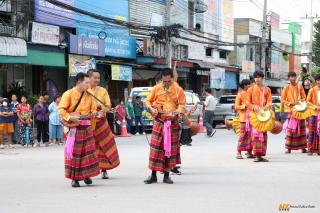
left=292, top=101, right=310, bottom=120
left=250, top=110, right=275, bottom=132
left=270, top=120, right=283, bottom=134
left=183, top=116, right=199, bottom=136
left=232, top=116, right=241, bottom=136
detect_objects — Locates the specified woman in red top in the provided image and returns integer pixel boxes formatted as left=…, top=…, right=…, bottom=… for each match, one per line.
left=17, top=96, right=34, bottom=146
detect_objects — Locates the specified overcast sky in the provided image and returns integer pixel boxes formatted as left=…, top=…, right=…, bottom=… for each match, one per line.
left=233, top=0, right=320, bottom=41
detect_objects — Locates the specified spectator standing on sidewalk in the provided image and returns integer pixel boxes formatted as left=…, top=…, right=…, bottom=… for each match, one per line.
left=134, top=96, right=145, bottom=135
left=203, top=88, right=217, bottom=137
left=33, top=95, right=49, bottom=147
left=17, top=96, right=34, bottom=146
left=48, top=95, right=63, bottom=145
left=125, top=96, right=134, bottom=134
left=0, top=99, right=15, bottom=149
left=11, top=94, right=19, bottom=144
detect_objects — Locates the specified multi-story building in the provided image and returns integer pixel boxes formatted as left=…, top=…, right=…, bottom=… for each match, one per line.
left=231, top=17, right=301, bottom=93
left=131, top=0, right=238, bottom=96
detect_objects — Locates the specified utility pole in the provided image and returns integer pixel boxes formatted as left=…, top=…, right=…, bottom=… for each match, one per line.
left=165, top=0, right=173, bottom=68
left=301, top=0, right=319, bottom=74
left=261, top=0, right=268, bottom=75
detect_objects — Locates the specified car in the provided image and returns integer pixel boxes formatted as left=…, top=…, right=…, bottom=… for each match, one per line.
left=129, top=87, right=203, bottom=130
left=213, top=95, right=237, bottom=127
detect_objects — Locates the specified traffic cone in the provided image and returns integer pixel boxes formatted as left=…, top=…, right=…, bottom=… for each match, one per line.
left=199, top=112, right=206, bottom=133
left=119, top=117, right=131, bottom=137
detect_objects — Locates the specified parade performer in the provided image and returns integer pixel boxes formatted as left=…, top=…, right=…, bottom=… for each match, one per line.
left=281, top=72, right=307, bottom=154
left=88, top=69, right=120, bottom=179
left=58, top=73, right=100, bottom=187
left=144, top=68, right=186, bottom=184
left=247, top=71, right=273, bottom=162
left=234, top=79, right=253, bottom=159
left=306, top=74, right=320, bottom=155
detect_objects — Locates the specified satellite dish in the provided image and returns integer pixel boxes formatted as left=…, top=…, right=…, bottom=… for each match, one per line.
left=195, top=0, right=208, bottom=13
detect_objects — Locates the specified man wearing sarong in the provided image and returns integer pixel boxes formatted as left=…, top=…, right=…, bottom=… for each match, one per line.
left=234, top=79, right=253, bottom=159
left=246, top=71, right=272, bottom=162
left=281, top=72, right=307, bottom=154
left=306, top=74, right=320, bottom=155
left=58, top=73, right=100, bottom=187
left=144, top=68, right=186, bottom=184
left=88, top=69, right=120, bottom=179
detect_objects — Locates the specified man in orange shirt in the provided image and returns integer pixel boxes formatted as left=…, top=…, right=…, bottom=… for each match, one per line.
left=247, top=71, right=272, bottom=162
left=234, top=79, right=253, bottom=159
left=281, top=72, right=307, bottom=154
left=88, top=69, right=120, bottom=179
left=58, top=73, right=101, bottom=187
left=144, top=69, right=186, bottom=184
left=306, top=74, right=320, bottom=155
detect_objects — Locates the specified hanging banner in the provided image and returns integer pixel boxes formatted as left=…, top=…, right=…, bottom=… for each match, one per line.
left=68, top=54, right=96, bottom=76
left=111, top=65, right=132, bottom=81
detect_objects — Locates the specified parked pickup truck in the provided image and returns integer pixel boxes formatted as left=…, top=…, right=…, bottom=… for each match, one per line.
left=213, top=95, right=237, bottom=128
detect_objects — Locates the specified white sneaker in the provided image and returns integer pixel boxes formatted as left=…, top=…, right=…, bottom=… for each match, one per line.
left=9, top=144, right=15, bottom=149
left=33, top=142, right=39, bottom=147
left=135, top=133, right=140, bottom=136
left=143, top=132, right=146, bottom=135
left=0, top=144, right=4, bottom=149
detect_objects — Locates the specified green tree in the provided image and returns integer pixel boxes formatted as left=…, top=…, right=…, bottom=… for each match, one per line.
left=314, top=20, right=320, bottom=66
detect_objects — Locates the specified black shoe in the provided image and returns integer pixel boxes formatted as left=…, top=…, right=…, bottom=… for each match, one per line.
left=71, top=180, right=80, bottom=187
left=101, top=171, right=109, bottom=179
left=186, top=143, right=192, bottom=146
left=84, top=178, right=93, bottom=185
left=171, top=167, right=182, bottom=175
left=144, top=176, right=157, bottom=184
left=163, top=176, right=174, bottom=184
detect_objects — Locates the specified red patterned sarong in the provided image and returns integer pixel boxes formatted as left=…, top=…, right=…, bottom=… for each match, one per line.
left=252, top=131, right=267, bottom=156
left=64, top=125, right=99, bottom=180
left=237, top=122, right=252, bottom=152
left=286, top=119, right=307, bottom=150
left=148, top=119, right=180, bottom=172
left=93, top=118, right=120, bottom=170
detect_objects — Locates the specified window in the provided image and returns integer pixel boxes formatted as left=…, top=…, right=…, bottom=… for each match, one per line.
left=219, top=51, right=227, bottom=59
left=219, top=96, right=236, bottom=104
left=250, top=48, right=254, bottom=61
left=206, top=48, right=213, bottom=57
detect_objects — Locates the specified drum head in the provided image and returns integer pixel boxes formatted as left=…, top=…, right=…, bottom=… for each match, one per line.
left=257, top=110, right=272, bottom=122
left=294, top=101, right=307, bottom=112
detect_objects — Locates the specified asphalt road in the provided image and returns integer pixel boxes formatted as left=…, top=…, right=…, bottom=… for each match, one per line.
left=0, top=129, right=319, bottom=213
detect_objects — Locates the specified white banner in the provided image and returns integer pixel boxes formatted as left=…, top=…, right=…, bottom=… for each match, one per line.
left=32, top=22, right=60, bottom=46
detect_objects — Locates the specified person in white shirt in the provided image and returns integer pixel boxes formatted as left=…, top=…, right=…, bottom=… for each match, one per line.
left=203, top=88, right=217, bottom=137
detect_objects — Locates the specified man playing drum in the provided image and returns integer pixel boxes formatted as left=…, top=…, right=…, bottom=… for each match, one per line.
left=144, top=68, right=186, bottom=184
left=246, top=71, right=273, bottom=162
left=306, top=74, right=320, bottom=155
left=281, top=72, right=307, bottom=154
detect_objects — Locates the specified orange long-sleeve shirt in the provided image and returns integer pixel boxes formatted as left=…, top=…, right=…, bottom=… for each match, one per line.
left=281, top=83, right=306, bottom=110
left=88, top=86, right=111, bottom=110
left=235, top=90, right=248, bottom=122
left=246, top=84, right=272, bottom=111
left=145, top=82, right=186, bottom=113
left=306, top=86, right=320, bottom=116
left=58, top=88, right=97, bottom=121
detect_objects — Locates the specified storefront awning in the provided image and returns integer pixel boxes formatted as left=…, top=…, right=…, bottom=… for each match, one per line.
left=0, top=37, right=27, bottom=63
left=189, top=60, right=215, bottom=69
left=0, top=37, right=27, bottom=56
left=27, top=45, right=65, bottom=67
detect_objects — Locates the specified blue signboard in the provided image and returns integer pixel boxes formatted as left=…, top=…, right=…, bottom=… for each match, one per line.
left=34, top=0, right=75, bottom=28
left=69, top=34, right=105, bottom=56
left=77, top=28, right=136, bottom=59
